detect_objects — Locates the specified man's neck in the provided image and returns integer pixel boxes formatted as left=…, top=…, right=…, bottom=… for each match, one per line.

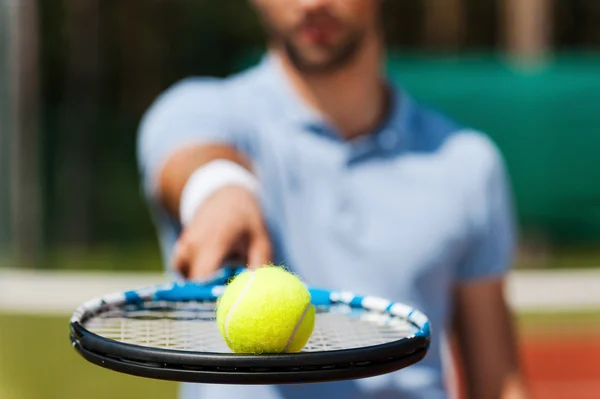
left=275, top=34, right=388, bottom=140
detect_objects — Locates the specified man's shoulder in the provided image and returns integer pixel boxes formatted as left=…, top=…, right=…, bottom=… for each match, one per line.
left=408, top=99, right=504, bottom=174
left=157, top=65, right=265, bottom=104
left=140, top=65, right=266, bottom=129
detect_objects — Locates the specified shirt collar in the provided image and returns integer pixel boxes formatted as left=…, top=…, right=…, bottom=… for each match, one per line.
left=255, top=52, right=415, bottom=148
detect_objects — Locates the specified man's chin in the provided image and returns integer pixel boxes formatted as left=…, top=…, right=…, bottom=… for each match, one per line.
left=290, top=56, right=340, bottom=74
left=284, top=43, right=361, bottom=75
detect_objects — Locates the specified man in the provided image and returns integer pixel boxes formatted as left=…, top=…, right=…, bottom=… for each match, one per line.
left=137, top=0, right=528, bottom=398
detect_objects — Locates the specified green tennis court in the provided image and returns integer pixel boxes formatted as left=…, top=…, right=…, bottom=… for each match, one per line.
left=0, top=314, right=176, bottom=399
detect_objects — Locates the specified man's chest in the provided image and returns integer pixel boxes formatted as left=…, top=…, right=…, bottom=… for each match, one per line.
left=257, top=131, right=470, bottom=291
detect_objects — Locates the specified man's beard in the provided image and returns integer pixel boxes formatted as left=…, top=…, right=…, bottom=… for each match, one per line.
left=282, top=33, right=364, bottom=74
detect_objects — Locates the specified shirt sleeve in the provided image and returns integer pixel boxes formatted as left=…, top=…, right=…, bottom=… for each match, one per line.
left=455, top=135, right=517, bottom=282
left=136, top=77, right=251, bottom=198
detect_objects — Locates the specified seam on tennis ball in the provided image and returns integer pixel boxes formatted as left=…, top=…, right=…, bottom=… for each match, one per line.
left=224, top=270, right=256, bottom=345
left=282, top=302, right=311, bottom=352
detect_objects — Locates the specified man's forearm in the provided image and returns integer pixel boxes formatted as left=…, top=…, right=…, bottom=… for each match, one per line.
left=452, top=279, right=530, bottom=399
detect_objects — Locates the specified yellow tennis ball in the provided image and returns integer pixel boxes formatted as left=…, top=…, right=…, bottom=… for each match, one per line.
left=216, top=266, right=315, bottom=354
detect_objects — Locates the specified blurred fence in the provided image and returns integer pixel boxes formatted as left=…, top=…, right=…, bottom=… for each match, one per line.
left=2, top=0, right=600, bottom=269
left=0, top=1, right=12, bottom=253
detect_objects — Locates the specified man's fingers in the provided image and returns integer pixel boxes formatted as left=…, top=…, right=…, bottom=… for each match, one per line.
left=189, top=241, right=232, bottom=280
left=187, top=229, right=270, bottom=279
left=172, top=239, right=192, bottom=278
left=247, top=230, right=272, bottom=269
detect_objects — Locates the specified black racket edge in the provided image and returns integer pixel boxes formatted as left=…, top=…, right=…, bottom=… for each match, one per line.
left=70, top=332, right=429, bottom=385
left=70, top=321, right=429, bottom=371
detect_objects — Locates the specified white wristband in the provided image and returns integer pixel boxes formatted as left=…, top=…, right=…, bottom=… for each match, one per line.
left=179, top=159, right=259, bottom=226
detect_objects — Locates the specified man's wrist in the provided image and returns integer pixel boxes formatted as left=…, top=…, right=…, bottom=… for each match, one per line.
left=179, top=159, right=259, bottom=226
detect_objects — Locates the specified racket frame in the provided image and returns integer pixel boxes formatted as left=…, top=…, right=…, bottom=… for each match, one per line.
left=69, top=270, right=431, bottom=385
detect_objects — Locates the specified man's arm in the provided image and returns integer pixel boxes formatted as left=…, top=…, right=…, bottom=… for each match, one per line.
left=450, top=133, right=529, bottom=398
left=452, top=278, right=529, bottom=399
left=137, top=80, right=271, bottom=279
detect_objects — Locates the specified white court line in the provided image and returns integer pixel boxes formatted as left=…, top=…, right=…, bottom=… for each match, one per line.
left=1, top=268, right=600, bottom=315
left=506, top=269, right=600, bottom=311
left=0, top=269, right=163, bottom=315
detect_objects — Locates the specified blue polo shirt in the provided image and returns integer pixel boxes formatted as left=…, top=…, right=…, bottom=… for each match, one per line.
left=137, top=54, right=516, bottom=399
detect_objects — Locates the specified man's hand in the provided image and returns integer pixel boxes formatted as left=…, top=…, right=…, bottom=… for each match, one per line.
left=155, top=144, right=271, bottom=279
left=172, top=185, right=272, bottom=280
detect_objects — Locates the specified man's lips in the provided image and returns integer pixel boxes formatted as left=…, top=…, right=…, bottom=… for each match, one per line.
left=298, top=17, right=340, bottom=44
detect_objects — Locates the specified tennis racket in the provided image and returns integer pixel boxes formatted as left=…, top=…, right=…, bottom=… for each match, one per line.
left=70, top=267, right=431, bottom=385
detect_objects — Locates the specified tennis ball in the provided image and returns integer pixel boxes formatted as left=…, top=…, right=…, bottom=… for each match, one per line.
left=216, top=266, right=315, bottom=354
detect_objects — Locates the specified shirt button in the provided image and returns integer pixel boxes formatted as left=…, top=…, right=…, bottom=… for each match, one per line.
left=378, top=129, right=399, bottom=151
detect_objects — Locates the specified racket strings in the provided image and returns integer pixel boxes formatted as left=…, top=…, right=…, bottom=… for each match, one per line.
left=84, top=301, right=417, bottom=353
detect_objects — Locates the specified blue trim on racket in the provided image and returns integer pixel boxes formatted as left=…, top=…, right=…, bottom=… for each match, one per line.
left=71, top=267, right=431, bottom=341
